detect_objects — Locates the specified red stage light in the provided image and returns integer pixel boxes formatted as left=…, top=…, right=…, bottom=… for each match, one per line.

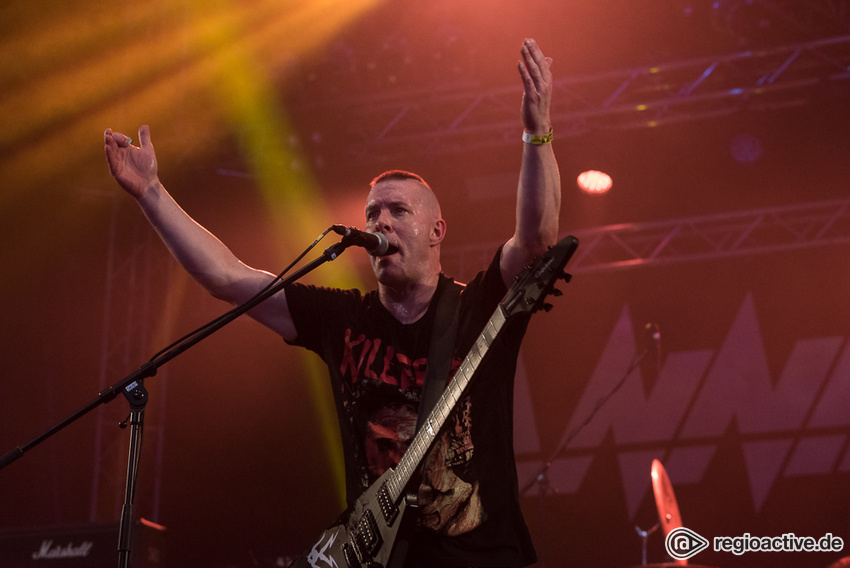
left=577, top=170, right=613, bottom=194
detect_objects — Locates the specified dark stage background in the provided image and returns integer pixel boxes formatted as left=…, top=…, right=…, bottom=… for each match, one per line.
left=2, top=1, right=849, bottom=567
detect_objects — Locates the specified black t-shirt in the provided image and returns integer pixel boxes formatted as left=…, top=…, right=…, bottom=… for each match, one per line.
left=285, top=249, right=536, bottom=567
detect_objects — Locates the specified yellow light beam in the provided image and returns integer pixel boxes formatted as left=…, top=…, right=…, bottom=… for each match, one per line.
left=184, top=0, right=382, bottom=508
left=1, top=0, right=383, bottom=208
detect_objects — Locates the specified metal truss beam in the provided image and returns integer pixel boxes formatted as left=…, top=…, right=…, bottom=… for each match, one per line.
left=90, top=198, right=169, bottom=523
left=710, top=0, right=850, bottom=42
left=441, top=198, right=850, bottom=280
left=303, top=34, right=850, bottom=162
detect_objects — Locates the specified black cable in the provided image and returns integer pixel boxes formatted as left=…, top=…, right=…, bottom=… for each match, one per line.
left=521, top=335, right=654, bottom=496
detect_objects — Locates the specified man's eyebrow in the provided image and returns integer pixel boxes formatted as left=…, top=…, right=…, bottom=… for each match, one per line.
left=365, top=200, right=410, bottom=213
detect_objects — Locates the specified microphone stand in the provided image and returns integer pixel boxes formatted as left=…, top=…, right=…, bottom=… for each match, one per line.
left=118, top=380, right=148, bottom=568
left=0, top=238, right=351, bottom=568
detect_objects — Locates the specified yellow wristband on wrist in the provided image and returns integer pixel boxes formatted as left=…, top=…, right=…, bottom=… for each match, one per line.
left=522, top=129, right=554, bottom=145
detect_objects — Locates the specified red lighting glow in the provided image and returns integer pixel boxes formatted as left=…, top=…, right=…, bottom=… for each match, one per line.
left=577, top=170, right=613, bottom=194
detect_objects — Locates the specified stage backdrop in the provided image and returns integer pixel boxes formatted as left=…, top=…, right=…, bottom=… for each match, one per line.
left=496, top=235, right=850, bottom=568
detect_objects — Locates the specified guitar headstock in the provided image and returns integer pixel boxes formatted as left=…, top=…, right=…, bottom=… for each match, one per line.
left=501, top=235, right=579, bottom=318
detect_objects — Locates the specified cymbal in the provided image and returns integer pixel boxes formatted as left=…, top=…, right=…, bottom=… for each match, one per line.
left=651, top=459, right=683, bottom=541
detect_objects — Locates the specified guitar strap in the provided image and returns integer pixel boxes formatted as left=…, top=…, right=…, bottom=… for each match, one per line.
left=415, top=277, right=463, bottom=433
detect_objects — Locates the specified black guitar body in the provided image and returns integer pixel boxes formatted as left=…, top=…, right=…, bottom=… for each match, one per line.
left=290, top=467, right=416, bottom=568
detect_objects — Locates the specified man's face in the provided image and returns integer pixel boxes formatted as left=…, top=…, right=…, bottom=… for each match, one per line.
left=364, top=178, right=441, bottom=288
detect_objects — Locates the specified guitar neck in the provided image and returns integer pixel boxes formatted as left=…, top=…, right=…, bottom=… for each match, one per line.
left=385, top=306, right=508, bottom=502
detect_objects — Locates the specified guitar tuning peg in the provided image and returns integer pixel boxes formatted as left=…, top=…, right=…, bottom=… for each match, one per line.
left=542, top=303, right=554, bottom=312
left=560, top=271, right=572, bottom=282
left=551, top=288, right=563, bottom=297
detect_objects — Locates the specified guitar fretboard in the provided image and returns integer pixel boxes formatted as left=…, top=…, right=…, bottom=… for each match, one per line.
left=385, top=306, right=508, bottom=502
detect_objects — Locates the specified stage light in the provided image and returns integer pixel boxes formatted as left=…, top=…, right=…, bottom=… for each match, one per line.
left=577, top=169, right=613, bottom=194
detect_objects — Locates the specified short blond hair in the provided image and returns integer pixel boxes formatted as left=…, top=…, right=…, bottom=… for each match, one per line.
left=369, top=170, right=431, bottom=189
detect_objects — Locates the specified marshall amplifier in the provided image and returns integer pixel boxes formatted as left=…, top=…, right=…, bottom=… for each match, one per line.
left=0, top=519, right=165, bottom=568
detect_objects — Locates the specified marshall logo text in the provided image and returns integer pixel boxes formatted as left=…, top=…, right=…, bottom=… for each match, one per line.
left=31, top=540, right=95, bottom=561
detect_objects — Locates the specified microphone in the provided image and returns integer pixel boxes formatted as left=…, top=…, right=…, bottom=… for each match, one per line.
left=645, top=323, right=662, bottom=373
left=645, top=322, right=661, bottom=344
left=332, top=225, right=390, bottom=256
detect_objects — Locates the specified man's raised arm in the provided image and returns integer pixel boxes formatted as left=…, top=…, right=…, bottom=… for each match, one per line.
left=501, top=38, right=562, bottom=285
left=103, top=125, right=297, bottom=341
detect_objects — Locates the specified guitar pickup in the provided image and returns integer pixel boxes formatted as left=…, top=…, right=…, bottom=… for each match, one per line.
left=354, top=510, right=383, bottom=558
left=377, top=482, right=398, bottom=526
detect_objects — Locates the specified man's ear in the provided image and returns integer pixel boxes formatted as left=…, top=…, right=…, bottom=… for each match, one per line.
left=431, top=218, right=447, bottom=245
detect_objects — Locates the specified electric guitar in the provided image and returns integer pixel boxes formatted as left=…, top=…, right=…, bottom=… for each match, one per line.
left=293, top=235, right=579, bottom=568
